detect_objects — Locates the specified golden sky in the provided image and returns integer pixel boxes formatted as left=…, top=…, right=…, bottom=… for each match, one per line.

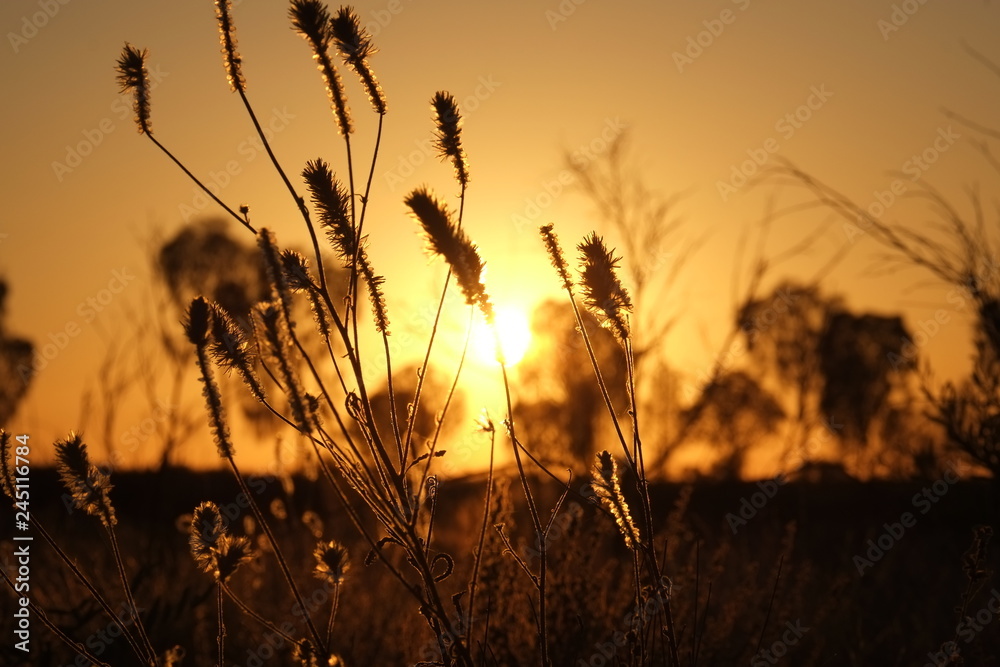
left=1, top=0, right=998, bottom=468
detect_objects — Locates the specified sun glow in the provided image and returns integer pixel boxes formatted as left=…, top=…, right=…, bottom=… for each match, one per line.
left=471, top=305, right=533, bottom=367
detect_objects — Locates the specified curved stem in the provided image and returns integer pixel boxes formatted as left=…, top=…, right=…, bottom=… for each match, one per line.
left=225, top=456, right=325, bottom=650
left=0, top=566, right=111, bottom=667
left=222, top=582, right=299, bottom=645
left=105, top=522, right=157, bottom=665
left=496, top=331, right=548, bottom=666
left=466, top=426, right=496, bottom=648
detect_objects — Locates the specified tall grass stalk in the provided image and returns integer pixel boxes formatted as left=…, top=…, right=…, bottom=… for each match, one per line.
left=111, top=2, right=679, bottom=664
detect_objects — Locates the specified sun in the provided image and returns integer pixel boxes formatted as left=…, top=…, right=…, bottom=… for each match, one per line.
left=471, top=305, right=533, bottom=367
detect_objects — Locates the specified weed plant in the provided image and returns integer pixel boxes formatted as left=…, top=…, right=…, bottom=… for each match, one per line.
left=6, top=2, right=997, bottom=666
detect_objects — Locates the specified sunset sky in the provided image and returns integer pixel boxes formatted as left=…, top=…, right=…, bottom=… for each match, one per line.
left=1, top=0, right=998, bottom=469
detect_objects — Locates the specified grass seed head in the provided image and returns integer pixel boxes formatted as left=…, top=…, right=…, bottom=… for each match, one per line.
left=215, top=0, right=245, bottom=92
left=358, top=249, right=390, bottom=334
left=290, top=0, right=353, bottom=135
left=187, top=297, right=235, bottom=458
left=208, top=302, right=265, bottom=402
left=332, top=6, right=386, bottom=114
left=539, top=223, right=573, bottom=292
left=258, top=228, right=295, bottom=322
left=303, top=159, right=356, bottom=266
left=115, top=43, right=152, bottom=135
left=55, top=433, right=116, bottom=527
left=214, top=534, right=254, bottom=582
left=578, top=233, right=633, bottom=344
left=184, top=296, right=212, bottom=346
left=431, top=92, right=469, bottom=187
left=313, top=539, right=351, bottom=585
left=405, top=187, right=493, bottom=323
left=592, top=450, right=640, bottom=550
left=190, top=501, right=225, bottom=570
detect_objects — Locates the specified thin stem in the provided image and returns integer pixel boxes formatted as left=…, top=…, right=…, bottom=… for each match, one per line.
left=753, top=555, right=785, bottom=658
left=326, top=583, right=341, bottom=654
left=382, top=332, right=405, bottom=467
left=105, top=522, right=157, bottom=665
left=412, top=305, right=475, bottom=516
left=234, top=88, right=333, bottom=305
left=466, top=427, right=496, bottom=645
left=144, top=134, right=254, bottom=234
left=14, top=518, right=148, bottom=662
left=0, top=567, right=112, bottom=667
left=402, top=272, right=453, bottom=471
left=563, top=288, right=634, bottom=471
left=216, top=582, right=226, bottom=667
left=496, top=330, right=548, bottom=666
left=225, top=456, right=325, bottom=650
left=222, top=582, right=300, bottom=645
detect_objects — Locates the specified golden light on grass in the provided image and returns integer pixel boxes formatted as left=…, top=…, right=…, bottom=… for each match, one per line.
left=471, top=304, right=532, bottom=367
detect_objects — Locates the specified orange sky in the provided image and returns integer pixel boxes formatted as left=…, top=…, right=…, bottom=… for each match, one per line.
left=2, top=0, right=999, bottom=470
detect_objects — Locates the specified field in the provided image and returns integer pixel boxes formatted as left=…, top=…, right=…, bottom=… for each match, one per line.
left=3, top=467, right=999, bottom=666
left=3, top=2, right=1000, bottom=665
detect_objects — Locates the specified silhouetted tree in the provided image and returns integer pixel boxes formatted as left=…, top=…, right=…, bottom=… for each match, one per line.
left=515, top=299, right=627, bottom=471
left=147, top=218, right=349, bottom=467
left=933, top=308, right=1000, bottom=479
left=157, top=218, right=270, bottom=331
left=738, top=281, right=838, bottom=459
left=819, top=312, right=914, bottom=443
left=681, top=370, right=784, bottom=479
left=775, top=46, right=1000, bottom=477
left=738, top=281, right=917, bottom=473
left=0, top=281, right=33, bottom=425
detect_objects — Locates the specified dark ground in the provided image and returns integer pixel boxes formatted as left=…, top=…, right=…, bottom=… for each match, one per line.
left=2, top=467, right=999, bottom=666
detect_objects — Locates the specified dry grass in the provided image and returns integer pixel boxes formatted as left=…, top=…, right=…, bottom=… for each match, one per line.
left=3, top=2, right=1000, bottom=666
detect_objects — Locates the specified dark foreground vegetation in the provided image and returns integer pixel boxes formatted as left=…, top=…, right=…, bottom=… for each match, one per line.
left=2, top=468, right=998, bottom=666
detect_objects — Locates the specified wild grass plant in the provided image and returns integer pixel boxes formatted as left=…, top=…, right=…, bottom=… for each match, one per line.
left=7, top=2, right=999, bottom=666
left=2, top=1, right=690, bottom=664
